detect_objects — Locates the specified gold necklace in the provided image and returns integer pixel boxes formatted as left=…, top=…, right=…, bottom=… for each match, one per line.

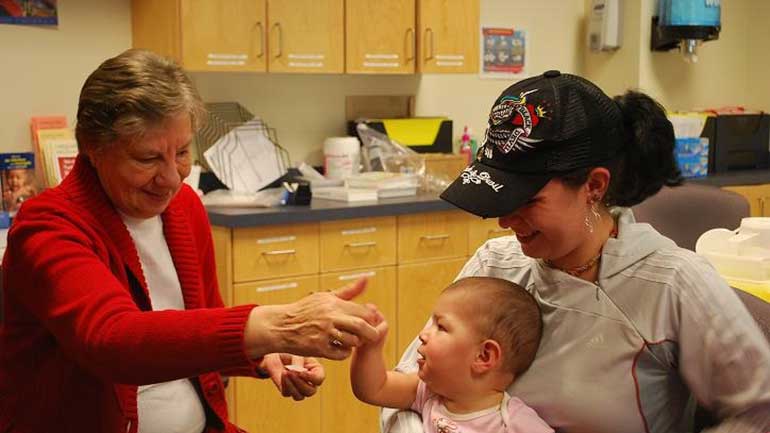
left=544, top=222, right=618, bottom=277
left=544, top=254, right=601, bottom=277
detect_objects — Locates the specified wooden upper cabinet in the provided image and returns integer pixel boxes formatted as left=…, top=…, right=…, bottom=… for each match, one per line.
left=346, top=0, right=416, bottom=74
left=132, top=0, right=267, bottom=72
left=268, top=0, right=344, bottom=73
left=181, top=0, right=266, bottom=72
left=417, top=0, right=479, bottom=73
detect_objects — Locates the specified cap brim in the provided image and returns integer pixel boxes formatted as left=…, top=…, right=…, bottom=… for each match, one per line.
left=439, top=160, right=552, bottom=218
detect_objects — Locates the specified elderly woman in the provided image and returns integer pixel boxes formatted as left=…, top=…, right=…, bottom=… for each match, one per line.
left=383, top=71, right=770, bottom=433
left=0, top=49, right=378, bottom=433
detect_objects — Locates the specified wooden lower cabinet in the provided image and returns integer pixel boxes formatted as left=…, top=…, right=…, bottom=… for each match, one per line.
left=214, top=210, right=474, bottom=433
left=396, top=257, right=468, bottom=354
left=723, top=184, right=770, bottom=217
left=319, top=267, right=397, bottom=433
left=232, top=275, right=321, bottom=433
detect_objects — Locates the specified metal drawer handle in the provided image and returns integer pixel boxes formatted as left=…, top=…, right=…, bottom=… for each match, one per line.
left=345, top=241, right=377, bottom=248
left=262, top=249, right=296, bottom=256
left=420, top=234, right=450, bottom=241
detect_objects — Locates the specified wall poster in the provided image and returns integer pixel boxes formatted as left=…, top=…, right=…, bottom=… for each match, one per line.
left=480, top=27, right=527, bottom=79
left=0, top=0, right=58, bottom=26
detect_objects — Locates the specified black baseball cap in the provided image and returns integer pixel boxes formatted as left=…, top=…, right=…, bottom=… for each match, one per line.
left=440, top=70, right=625, bottom=218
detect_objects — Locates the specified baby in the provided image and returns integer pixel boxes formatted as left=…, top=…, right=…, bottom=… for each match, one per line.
left=351, top=276, right=552, bottom=433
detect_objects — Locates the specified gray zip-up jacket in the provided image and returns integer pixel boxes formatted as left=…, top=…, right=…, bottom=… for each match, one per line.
left=383, top=208, right=770, bottom=433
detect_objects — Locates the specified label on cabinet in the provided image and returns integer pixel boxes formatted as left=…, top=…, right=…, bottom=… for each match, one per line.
left=257, top=235, right=296, bottom=244
left=207, top=53, right=248, bottom=66
left=364, top=53, right=400, bottom=68
left=435, top=54, right=464, bottom=67
left=287, top=53, right=325, bottom=68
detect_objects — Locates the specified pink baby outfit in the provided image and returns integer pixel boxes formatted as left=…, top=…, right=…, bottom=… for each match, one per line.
left=411, top=381, right=553, bottom=433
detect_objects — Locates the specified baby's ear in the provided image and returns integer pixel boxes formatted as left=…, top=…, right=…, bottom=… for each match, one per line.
left=471, top=339, right=503, bottom=374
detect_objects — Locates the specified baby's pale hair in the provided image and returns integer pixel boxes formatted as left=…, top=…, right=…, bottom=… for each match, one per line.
left=444, top=276, right=543, bottom=376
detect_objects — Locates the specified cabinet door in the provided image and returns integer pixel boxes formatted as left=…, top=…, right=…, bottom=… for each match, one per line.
left=759, top=184, right=770, bottom=217
left=268, top=0, right=344, bottom=73
left=396, top=258, right=467, bottom=354
left=180, top=0, right=267, bottom=72
left=346, top=0, right=416, bottom=74
left=319, top=267, right=397, bottom=433
left=132, top=0, right=182, bottom=62
left=417, top=0, right=479, bottom=73
left=232, top=275, right=321, bottom=433
left=723, top=185, right=763, bottom=217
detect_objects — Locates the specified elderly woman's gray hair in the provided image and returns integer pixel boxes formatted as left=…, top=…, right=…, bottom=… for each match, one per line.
left=75, top=49, right=206, bottom=154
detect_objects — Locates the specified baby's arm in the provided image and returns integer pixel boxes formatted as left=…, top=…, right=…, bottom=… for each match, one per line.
left=350, top=311, right=419, bottom=410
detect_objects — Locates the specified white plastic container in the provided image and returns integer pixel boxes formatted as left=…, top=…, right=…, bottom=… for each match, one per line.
left=696, top=218, right=770, bottom=295
left=323, top=137, right=360, bottom=180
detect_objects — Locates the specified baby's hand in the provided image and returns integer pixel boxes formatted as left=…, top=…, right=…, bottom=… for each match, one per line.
left=363, top=303, right=389, bottom=347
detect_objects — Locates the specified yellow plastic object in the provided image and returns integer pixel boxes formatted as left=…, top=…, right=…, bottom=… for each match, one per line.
left=381, top=118, right=447, bottom=147
left=726, top=277, right=770, bottom=303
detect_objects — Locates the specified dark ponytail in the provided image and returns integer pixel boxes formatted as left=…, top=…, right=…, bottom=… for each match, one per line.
left=604, top=90, right=683, bottom=207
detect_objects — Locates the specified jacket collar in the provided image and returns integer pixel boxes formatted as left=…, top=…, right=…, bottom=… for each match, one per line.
left=60, top=154, right=203, bottom=309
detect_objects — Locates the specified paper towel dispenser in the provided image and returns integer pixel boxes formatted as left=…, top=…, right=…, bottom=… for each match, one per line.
left=651, top=0, right=721, bottom=62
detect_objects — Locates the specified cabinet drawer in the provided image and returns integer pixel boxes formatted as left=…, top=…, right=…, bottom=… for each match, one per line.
left=467, top=215, right=512, bottom=254
left=397, top=211, right=468, bottom=263
left=320, top=216, right=396, bottom=272
left=232, top=223, right=319, bottom=282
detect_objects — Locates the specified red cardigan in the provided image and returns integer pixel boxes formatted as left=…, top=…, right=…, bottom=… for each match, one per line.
left=0, top=155, right=260, bottom=433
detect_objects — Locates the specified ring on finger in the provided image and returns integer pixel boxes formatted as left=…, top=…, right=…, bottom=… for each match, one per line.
left=330, top=329, right=344, bottom=348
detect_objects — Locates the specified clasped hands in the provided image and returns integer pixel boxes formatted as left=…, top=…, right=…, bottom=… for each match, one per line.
left=247, top=277, right=385, bottom=401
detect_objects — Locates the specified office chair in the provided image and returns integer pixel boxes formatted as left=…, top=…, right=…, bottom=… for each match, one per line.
left=632, top=183, right=750, bottom=251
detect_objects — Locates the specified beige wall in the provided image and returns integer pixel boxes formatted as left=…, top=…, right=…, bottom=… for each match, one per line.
left=0, top=0, right=131, bottom=154
left=638, top=0, right=752, bottom=111
left=746, top=2, right=770, bottom=112
left=584, top=0, right=769, bottom=113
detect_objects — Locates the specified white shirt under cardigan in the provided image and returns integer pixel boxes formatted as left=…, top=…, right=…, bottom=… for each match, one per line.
left=122, top=214, right=207, bottom=433
left=383, top=208, right=770, bottom=433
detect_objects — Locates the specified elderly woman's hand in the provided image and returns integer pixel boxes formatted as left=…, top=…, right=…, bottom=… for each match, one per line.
left=244, top=278, right=380, bottom=361
left=260, top=353, right=324, bottom=401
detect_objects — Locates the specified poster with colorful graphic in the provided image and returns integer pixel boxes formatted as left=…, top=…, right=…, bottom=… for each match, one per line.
left=480, top=27, right=527, bottom=79
left=0, top=0, right=57, bottom=25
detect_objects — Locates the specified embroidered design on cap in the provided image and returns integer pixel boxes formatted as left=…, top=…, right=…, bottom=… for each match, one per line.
left=460, top=166, right=504, bottom=192
left=488, top=89, right=547, bottom=154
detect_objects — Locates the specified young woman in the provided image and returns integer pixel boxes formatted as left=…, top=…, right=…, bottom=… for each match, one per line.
left=383, top=70, right=770, bottom=433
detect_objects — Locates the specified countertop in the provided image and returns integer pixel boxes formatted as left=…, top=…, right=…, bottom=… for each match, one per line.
left=207, top=193, right=455, bottom=227
left=207, top=169, right=770, bottom=228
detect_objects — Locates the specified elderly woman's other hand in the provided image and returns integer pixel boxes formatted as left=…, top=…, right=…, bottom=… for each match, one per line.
left=259, top=353, right=324, bottom=401
left=244, top=278, right=379, bottom=361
